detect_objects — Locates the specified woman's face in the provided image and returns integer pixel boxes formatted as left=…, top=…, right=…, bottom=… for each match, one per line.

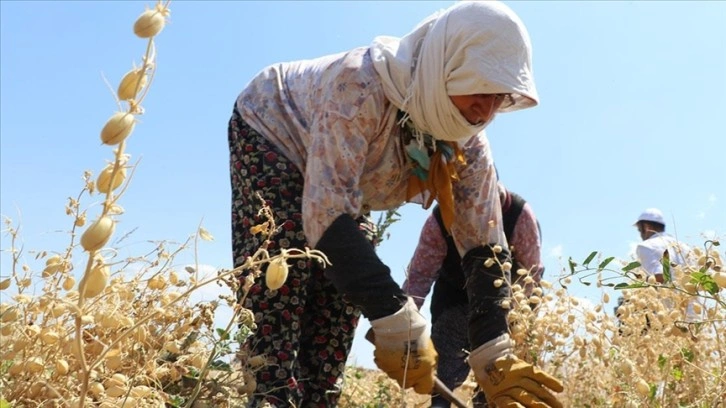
left=449, top=94, right=509, bottom=126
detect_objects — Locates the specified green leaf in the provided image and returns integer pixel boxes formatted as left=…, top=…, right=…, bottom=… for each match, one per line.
left=622, top=261, right=641, bottom=272
left=614, top=282, right=647, bottom=290
left=703, top=280, right=719, bottom=295
left=694, top=274, right=720, bottom=295
left=529, top=350, right=539, bottom=366
left=219, top=344, right=232, bottom=355
left=583, top=251, right=598, bottom=267
left=657, top=354, right=667, bottom=370
left=169, top=395, right=185, bottom=407
left=598, top=256, right=615, bottom=270
left=662, top=258, right=672, bottom=283
left=216, top=328, right=230, bottom=341
left=0, top=399, right=11, bottom=408
left=186, top=366, right=200, bottom=378
left=681, top=348, right=695, bottom=363
left=649, top=383, right=657, bottom=400
left=210, top=360, right=232, bottom=371
left=671, top=366, right=683, bottom=381
left=236, top=325, right=254, bottom=343
left=691, top=271, right=709, bottom=282
left=568, top=257, right=577, bottom=274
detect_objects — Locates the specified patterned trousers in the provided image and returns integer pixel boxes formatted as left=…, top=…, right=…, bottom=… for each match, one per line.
left=228, top=109, right=376, bottom=407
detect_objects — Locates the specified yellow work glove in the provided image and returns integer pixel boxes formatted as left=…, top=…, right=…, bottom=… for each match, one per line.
left=469, top=334, right=564, bottom=408
left=370, top=297, right=438, bottom=394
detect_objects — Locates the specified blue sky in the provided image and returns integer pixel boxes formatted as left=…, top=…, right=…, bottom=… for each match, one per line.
left=1, top=1, right=724, bottom=369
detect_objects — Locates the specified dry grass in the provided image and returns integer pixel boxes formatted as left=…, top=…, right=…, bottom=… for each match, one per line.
left=0, top=3, right=320, bottom=407
left=502, top=244, right=726, bottom=408
left=337, top=242, right=726, bottom=408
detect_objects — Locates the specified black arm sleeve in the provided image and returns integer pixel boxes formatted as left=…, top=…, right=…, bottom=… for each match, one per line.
left=315, top=214, right=407, bottom=319
left=462, top=245, right=512, bottom=349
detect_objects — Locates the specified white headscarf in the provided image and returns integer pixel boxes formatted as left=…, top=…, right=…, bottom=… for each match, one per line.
left=370, top=1, right=538, bottom=142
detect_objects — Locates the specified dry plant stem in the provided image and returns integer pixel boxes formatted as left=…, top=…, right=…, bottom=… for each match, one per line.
left=88, top=248, right=327, bottom=371
left=126, top=234, right=191, bottom=279
left=43, top=184, right=92, bottom=293
left=75, top=250, right=97, bottom=406
left=570, top=266, right=726, bottom=309
left=103, top=140, right=128, bottom=212
left=184, top=296, right=243, bottom=407
left=106, top=158, right=142, bottom=211
left=401, top=324, right=412, bottom=405
left=4, top=219, right=23, bottom=291
left=74, top=21, right=159, bottom=408
left=103, top=42, right=155, bottom=212
left=712, top=320, right=726, bottom=381
left=183, top=245, right=329, bottom=405
left=135, top=41, right=157, bottom=104
left=65, top=183, right=90, bottom=248
left=193, top=219, right=205, bottom=282
left=140, top=238, right=191, bottom=282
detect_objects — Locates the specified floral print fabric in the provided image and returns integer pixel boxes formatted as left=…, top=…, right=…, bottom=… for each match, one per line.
left=236, top=46, right=505, bottom=254
left=229, top=113, right=376, bottom=407
left=403, top=202, right=543, bottom=308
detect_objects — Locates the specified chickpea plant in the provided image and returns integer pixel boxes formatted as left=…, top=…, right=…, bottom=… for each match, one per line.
left=0, top=3, right=330, bottom=408
left=509, top=239, right=726, bottom=407
left=3, top=3, right=723, bottom=408
left=337, top=235, right=725, bottom=407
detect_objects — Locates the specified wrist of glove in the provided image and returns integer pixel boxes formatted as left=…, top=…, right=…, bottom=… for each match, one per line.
left=370, top=297, right=438, bottom=394
left=468, top=334, right=564, bottom=408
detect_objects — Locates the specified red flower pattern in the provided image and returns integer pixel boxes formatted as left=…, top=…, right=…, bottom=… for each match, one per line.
left=229, top=111, right=373, bottom=406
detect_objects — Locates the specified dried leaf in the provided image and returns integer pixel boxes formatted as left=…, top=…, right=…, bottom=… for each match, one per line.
left=198, top=227, right=214, bottom=241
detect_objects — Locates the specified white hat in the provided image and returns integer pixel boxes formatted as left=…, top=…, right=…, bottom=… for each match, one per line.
left=635, top=208, right=665, bottom=225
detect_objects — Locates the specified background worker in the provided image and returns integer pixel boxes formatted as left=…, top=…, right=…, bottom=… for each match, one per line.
left=634, top=208, right=689, bottom=283
left=403, top=182, right=544, bottom=407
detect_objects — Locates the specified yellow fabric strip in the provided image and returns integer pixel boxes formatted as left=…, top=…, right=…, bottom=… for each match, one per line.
left=406, top=142, right=465, bottom=233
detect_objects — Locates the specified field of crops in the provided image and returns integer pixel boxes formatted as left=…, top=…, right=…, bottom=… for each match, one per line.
left=1, top=2, right=724, bottom=407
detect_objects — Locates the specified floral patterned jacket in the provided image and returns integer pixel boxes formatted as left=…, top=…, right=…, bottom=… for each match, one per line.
left=403, top=201, right=543, bottom=309
left=236, top=47, right=505, bottom=253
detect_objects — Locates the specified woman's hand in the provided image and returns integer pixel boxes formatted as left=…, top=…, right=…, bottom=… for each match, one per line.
left=469, top=334, right=563, bottom=407
left=370, top=298, right=438, bottom=394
